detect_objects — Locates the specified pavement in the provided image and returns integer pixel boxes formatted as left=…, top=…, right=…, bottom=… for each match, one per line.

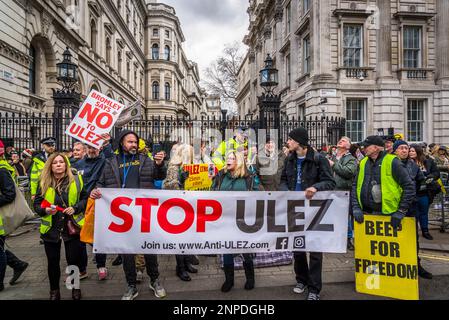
left=0, top=222, right=448, bottom=300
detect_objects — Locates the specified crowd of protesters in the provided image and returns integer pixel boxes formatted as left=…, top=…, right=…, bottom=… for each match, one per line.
left=0, top=126, right=447, bottom=300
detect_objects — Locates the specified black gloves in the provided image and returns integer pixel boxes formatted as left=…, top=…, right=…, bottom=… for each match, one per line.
left=391, top=211, right=405, bottom=230
left=353, top=209, right=364, bottom=224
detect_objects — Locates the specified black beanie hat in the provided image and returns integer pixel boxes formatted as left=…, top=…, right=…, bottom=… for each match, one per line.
left=288, top=128, right=309, bottom=146
left=393, top=140, right=409, bottom=153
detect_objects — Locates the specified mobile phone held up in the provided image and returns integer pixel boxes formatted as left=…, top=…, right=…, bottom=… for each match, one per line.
left=153, top=143, right=162, bottom=154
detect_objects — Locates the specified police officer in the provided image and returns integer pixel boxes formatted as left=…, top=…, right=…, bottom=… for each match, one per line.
left=30, top=137, right=56, bottom=198
left=351, top=135, right=415, bottom=230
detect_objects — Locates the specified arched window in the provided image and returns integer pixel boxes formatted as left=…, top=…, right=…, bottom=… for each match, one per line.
left=29, top=44, right=36, bottom=94
left=91, top=84, right=99, bottom=92
left=152, top=81, right=159, bottom=100
left=165, top=82, right=171, bottom=100
left=152, top=44, right=159, bottom=60
left=90, top=20, right=97, bottom=52
left=164, top=45, right=170, bottom=61
left=106, top=37, right=111, bottom=64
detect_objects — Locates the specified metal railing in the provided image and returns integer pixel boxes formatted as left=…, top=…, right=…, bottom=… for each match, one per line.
left=429, top=172, right=449, bottom=233
left=0, top=112, right=346, bottom=153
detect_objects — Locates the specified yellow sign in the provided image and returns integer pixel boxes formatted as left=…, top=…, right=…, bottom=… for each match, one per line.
left=182, top=164, right=213, bottom=191
left=354, top=215, right=418, bottom=300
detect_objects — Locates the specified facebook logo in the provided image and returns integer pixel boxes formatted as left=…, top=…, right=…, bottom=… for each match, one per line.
left=276, top=237, right=289, bottom=250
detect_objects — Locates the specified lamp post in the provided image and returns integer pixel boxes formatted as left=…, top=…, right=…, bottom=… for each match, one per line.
left=258, top=54, right=281, bottom=141
left=52, top=47, right=80, bottom=150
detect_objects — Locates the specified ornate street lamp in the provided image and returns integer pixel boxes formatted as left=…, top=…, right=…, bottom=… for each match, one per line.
left=258, top=54, right=281, bottom=140
left=259, top=54, right=278, bottom=94
left=53, top=47, right=81, bottom=150
left=56, top=47, right=78, bottom=88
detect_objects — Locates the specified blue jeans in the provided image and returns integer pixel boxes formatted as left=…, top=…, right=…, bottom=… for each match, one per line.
left=415, top=195, right=430, bottom=232
left=347, top=217, right=353, bottom=239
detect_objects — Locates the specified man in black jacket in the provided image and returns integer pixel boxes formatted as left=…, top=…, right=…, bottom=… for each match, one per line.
left=91, top=130, right=167, bottom=300
left=351, top=136, right=415, bottom=228
left=280, top=128, right=336, bottom=301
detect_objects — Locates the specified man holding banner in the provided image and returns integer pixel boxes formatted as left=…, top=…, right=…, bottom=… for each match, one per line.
left=280, top=127, right=336, bottom=301
left=351, top=136, right=417, bottom=300
left=351, top=136, right=415, bottom=230
left=90, top=129, right=167, bottom=300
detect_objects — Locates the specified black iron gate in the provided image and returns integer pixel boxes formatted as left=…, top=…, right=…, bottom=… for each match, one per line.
left=0, top=112, right=346, bottom=153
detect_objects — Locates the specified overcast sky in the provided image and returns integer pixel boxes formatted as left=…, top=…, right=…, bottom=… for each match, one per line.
left=159, top=0, right=249, bottom=79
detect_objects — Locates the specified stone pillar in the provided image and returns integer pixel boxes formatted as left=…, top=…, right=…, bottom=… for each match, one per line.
left=314, top=0, right=334, bottom=80
left=436, top=0, right=449, bottom=82
left=376, top=0, right=393, bottom=80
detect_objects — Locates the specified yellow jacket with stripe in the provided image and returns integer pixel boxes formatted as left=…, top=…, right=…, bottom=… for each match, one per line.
left=212, top=138, right=249, bottom=170
left=33, top=173, right=87, bottom=242
left=30, top=153, right=47, bottom=196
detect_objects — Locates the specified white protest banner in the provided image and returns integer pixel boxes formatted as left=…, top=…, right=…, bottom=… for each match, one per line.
left=93, top=190, right=349, bottom=255
left=65, top=90, right=126, bottom=148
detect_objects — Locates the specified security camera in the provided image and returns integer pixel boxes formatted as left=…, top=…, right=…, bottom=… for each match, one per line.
left=319, top=98, right=328, bottom=105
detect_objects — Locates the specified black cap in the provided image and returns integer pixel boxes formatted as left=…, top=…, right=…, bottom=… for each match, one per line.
left=288, top=127, right=309, bottom=146
left=40, top=137, right=56, bottom=145
left=360, top=136, right=385, bottom=148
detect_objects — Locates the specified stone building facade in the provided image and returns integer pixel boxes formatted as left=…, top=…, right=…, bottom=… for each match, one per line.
left=242, top=0, right=449, bottom=144
left=0, top=0, right=206, bottom=119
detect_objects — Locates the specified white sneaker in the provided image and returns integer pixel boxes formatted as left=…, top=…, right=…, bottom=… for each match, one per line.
left=293, top=282, right=306, bottom=294
left=121, top=285, right=138, bottom=300
left=149, top=279, right=166, bottom=298
left=136, top=271, right=144, bottom=283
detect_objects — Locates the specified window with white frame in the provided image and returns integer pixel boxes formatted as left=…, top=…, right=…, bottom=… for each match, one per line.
left=343, top=24, right=363, bottom=67
left=407, top=99, right=424, bottom=142
left=303, top=35, right=311, bottom=74
left=153, top=28, right=159, bottom=37
left=403, top=26, right=422, bottom=68
left=298, top=103, right=306, bottom=119
left=346, top=99, right=366, bottom=142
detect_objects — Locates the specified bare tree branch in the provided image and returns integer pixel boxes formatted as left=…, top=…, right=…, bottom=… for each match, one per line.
left=202, top=42, right=245, bottom=114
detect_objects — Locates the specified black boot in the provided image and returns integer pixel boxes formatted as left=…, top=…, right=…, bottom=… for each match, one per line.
left=422, top=230, right=433, bottom=240
left=221, top=265, right=234, bottom=292
left=418, top=264, right=433, bottom=279
left=176, top=266, right=191, bottom=281
left=243, top=261, right=255, bottom=290
left=72, top=289, right=82, bottom=300
left=9, top=262, right=28, bottom=285
left=49, top=289, right=61, bottom=300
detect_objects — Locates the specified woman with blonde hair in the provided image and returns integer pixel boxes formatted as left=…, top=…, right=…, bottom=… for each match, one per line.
left=33, top=152, right=87, bottom=300
left=163, top=144, right=199, bottom=281
left=211, top=151, right=259, bottom=292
